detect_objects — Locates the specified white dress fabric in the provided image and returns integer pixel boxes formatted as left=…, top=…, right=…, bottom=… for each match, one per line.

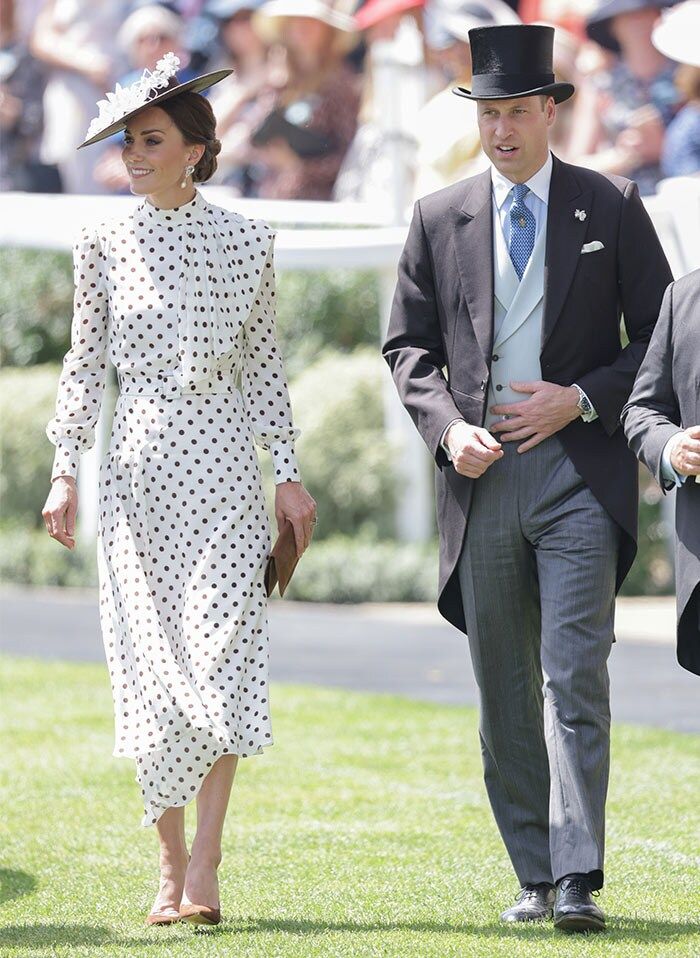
left=46, top=188, right=300, bottom=826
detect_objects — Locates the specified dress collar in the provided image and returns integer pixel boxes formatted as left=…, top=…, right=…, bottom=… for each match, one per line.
left=491, top=151, right=553, bottom=211
left=137, top=187, right=208, bottom=225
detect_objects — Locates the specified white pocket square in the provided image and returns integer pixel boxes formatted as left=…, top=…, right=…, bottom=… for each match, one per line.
left=581, top=241, right=604, bottom=254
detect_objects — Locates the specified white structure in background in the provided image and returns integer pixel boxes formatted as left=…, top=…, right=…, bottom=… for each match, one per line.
left=370, top=15, right=435, bottom=542
left=1, top=176, right=698, bottom=545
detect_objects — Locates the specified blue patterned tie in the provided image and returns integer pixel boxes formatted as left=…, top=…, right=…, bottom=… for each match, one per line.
left=508, top=183, right=536, bottom=280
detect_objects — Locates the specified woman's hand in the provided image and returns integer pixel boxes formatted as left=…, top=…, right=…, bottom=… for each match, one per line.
left=42, top=477, right=78, bottom=550
left=274, top=481, right=316, bottom=557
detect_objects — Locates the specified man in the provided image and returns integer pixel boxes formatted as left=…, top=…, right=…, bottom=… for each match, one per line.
left=382, top=24, right=672, bottom=932
left=621, top=269, right=700, bottom=677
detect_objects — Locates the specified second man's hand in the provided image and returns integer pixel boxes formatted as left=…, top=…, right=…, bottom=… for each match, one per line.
left=446, top=421, right=503, bottom=478
left=490, top=380, right=581, bottom=452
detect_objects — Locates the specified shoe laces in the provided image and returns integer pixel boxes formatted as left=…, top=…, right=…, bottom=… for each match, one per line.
left=560, top=876, right=594, bottom=899
left=516, top=883, right=550, bottom=903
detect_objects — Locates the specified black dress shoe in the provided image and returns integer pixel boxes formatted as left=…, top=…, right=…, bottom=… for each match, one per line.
left=553, top=874, right=605, bottom=932
left=500, top=883, right=555, bottom=922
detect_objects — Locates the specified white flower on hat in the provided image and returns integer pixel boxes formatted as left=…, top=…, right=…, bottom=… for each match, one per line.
left=85, top=52, right=181, bottom=141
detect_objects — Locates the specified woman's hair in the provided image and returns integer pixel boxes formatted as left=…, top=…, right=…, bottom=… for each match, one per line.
left=158, top=89, right=222, bottom=182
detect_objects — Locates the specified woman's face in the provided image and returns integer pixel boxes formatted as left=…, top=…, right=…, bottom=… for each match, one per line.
left=131, top=32, right=181, bottom=70
left=610, top=8, right=662, bottom=49
left=283, top=16, right=334, bottom=62
left=222, top=11, right=262, bottom=59
left=120, top=106, right=203, bottom=195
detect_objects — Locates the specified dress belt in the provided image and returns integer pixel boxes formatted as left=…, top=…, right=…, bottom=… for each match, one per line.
left=117, top=369, right=239, bottom=399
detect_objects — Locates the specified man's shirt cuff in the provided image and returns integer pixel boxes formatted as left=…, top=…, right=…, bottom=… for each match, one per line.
left=661, top=431, right=687, bottom=488
left=440, top=418, right=464, bottom=461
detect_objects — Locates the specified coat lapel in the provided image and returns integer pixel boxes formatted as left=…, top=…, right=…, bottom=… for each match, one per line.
left=451, top=169, right=494, bottom=366
left=541, top=155, right=592, bottom=349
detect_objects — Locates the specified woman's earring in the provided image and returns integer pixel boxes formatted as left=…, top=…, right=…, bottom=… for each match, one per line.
left=180, top=164, right=195, bottom=188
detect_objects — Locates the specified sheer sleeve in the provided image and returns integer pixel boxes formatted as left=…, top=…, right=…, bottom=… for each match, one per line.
left=241, top=228, right=301, bottom=484
left=45, top=226, right=110, bottom=482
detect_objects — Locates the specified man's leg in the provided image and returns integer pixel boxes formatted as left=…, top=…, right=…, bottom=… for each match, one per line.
left=525, top=440, right=620, bottom=889
left=457, top=443, right=552, bottom=886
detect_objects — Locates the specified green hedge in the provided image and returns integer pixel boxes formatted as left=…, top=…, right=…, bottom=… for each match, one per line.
left=283, top=534, right=438, bottom=602
left=0, top=248, right=380, bottom=375
left=0, top=363, right=64, bottom=528
left=260, top=348, right=400, bottom=541
left=0, top=249, right=74, bottom=367
left=0, top=522, right=97, bottom=587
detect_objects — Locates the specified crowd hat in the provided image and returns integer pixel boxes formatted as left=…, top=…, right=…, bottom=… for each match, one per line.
left=585, top=0, right=680, bottom=54
left=77, top=52, right=232, bottom=149
left=354, top=0, right=424, bottom=31
left=452, top=24, right=575, bottom=102
left=425, top=0, right=519, bottom=52
left=252, top=0, right=357, bottom=49
left=117, top=5, right=183, bottom=53
left=651, top=0, right=700, bottom=65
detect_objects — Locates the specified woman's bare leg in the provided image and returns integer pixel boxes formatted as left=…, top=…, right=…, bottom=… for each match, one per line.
left=150, top=805, right=189, bottom=916
left=182, top=754, right=239, bottom=908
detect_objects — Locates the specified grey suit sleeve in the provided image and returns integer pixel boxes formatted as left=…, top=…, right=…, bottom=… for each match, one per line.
left=382, top=199, right=464, bottom=467
left=621, top=279, right=683, bottom=490
left=576, top=180, right=674, bottom=436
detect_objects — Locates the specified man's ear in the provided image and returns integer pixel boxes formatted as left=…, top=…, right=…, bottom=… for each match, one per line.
left=545, top=96, right=556, bottom=126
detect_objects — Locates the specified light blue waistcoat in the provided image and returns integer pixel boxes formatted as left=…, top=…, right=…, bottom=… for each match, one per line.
left=484, top=207, right=547, bottom=431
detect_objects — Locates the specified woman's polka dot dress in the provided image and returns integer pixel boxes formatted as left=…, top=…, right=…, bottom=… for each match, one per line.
left=46, top=189, right=301, bottom=826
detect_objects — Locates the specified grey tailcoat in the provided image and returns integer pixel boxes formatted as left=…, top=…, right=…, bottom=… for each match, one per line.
left=382, top=153, right=673, bottom=634
left=621, top=269, right=700, bottom=675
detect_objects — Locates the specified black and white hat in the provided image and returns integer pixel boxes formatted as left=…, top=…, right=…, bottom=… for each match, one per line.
left=78, top=52, right=232, bottom=149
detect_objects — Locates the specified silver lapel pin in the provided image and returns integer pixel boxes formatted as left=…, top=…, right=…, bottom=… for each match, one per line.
left=574, top=209, right=587, bottom=221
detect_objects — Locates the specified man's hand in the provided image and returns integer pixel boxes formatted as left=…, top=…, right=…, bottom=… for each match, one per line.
left=490, top=381, right=581, bottom=453
left=670, top=426, right=700, bottom=477
left=445, top=421, right=503, bottom=478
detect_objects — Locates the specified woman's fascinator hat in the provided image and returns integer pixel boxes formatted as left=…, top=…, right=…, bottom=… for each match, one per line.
left=78, top=52, right=233, bottom=149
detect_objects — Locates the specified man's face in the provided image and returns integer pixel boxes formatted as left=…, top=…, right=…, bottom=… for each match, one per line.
left=477, top=94, right=555, bottom=182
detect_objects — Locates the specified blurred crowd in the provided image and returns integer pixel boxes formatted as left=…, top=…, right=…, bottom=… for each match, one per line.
left=1, top=0, right=698, bottom=202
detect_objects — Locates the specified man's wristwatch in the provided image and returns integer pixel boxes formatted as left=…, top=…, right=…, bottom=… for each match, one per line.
left=572, top=383, right=593, bottom=418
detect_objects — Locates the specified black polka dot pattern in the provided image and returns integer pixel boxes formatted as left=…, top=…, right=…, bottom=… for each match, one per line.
left=46, top=188, right=301, bottom=826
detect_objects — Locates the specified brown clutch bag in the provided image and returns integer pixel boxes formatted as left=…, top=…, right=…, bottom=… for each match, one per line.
left=264, top=517, right=300, bottom=598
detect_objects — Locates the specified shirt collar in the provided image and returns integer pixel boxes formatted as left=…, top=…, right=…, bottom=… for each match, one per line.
left=137, top=187, right=209, bottom=225
left=491, top=151, right=553, bottom=210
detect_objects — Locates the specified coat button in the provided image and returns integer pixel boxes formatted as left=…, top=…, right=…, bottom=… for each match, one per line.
left=496, top=384, right=504, bottom=391
left=492, top=353, right=499, bottom=362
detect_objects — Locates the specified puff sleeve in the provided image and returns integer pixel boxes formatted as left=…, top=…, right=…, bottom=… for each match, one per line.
left=45, top=227, right=110, bottom=482
left=241, top=230, right=301, bottom=484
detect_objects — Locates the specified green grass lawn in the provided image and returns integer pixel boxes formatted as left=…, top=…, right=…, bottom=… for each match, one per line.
left=0, top=654, right=698, bottom=958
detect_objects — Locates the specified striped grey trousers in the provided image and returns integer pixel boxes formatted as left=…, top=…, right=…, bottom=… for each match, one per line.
left=457, top=434, right=620, bottom=890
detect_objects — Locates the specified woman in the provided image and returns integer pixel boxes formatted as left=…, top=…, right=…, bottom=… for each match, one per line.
left=570, top=0, right=682, bottom=195
left=205, top=0, right=277, bottom=195
left=249, top=0, right=361, bottom=199
left=29, top=0, right=121, bottom=193
left=41, top=52, right=316, bottom=927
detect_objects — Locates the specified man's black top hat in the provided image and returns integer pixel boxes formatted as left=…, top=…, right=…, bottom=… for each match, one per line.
left=452, top=24, right=574, bottom=103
